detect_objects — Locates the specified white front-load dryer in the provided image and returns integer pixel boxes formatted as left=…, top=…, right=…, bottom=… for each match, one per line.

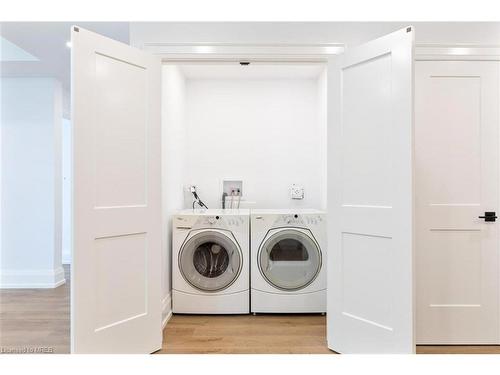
left=251, top=209, right=326, bottom=313
left=172, top=209, right=249, bottom=314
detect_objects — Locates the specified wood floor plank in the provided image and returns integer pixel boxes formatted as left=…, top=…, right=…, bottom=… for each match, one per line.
left=160, top=314, right=333, bottom=354
left=0, top=265, right=71, bottom=354
left=2, top=267, right=500, bottom=354
left=416, top=346, right=500, bottom=354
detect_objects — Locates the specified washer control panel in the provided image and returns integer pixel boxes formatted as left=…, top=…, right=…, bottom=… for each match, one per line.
left=199, top=215, right=222, bottom=226
left=283, top=214, right=301, bottom=225
left=175, top=214, right=246, bottom=229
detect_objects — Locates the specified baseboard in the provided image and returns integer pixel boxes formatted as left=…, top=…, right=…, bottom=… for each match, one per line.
left=62, top=248, right=72, bottom=264
left=162, top=292, right=173, bottom=329
left=0, top=266, right=66, bottom=289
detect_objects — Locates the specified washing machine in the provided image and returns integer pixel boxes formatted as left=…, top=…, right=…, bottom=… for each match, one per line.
left=251, top=209, right=326, bottom=313
left=172, top=209, right=250, bottom=314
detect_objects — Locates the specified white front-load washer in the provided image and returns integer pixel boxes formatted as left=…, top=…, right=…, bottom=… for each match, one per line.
left=172, top=209, right=249, bottom=314
left=251, top=209, right=326, bottom=313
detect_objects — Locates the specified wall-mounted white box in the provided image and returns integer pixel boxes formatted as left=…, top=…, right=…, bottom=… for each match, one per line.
left=291, top=184, right=304, bottom=200
left=223, top=180, right=243, bottom=196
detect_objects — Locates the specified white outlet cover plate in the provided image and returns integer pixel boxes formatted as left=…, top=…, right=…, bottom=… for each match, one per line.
left=291, top=185, right=304, bottom=199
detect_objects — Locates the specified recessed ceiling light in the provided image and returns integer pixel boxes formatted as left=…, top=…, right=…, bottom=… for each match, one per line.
left=66, top=41, right=72, bottom=48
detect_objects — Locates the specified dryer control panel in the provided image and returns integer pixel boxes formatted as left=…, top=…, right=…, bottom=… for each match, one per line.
left=273, top=214, right=324, bottom=227
left=304, top=215, right=324, bottom=226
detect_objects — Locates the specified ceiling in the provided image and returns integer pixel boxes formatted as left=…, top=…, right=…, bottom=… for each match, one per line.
left=1, top=35, right=39, bottom=61
left=0, top=22, right=130, bottom=118
left=4, top=22, right=500, bottom=120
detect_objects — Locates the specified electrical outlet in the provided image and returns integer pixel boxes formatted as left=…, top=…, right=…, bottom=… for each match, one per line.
left=291, top=184, right=304, bottom=200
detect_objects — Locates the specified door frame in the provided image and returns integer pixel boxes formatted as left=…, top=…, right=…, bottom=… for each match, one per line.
left=149, top=42, right=341, bottom=336
left=140, top=42, right=345, bottom=62
left=142, top=41, right=500, bottom=62
left=415, top=44, right=500, bottom=61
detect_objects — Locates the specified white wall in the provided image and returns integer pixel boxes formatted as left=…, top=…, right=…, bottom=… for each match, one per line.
left=183, top=73, right=326, bottom=209
left=161, top=65, right=187, bottom=323
left=160, top=65, right=327, bottom=303
left=318, top=68, right=328, bottom=209
left=61, top=118, right=72, bottom=264
left=0, top=77, right=65, bottom=288
left=130, top=22, right=500, bottom=48
left=0, top=76, right=3, bottom=275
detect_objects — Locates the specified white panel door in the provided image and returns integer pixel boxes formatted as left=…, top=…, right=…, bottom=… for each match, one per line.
left=416, top=61, right=499, bottom=344
left=71, top=27, right=162, bottom=353
left=327, top=27, right=414, bottom=353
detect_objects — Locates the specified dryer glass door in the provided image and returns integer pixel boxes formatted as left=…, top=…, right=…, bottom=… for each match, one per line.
left=179, top=230, right=242, bottom=292
left=259, top=229, right=321, bottom=291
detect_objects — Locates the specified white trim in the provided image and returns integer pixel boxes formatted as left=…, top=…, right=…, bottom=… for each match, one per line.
left=62, top=247, right=72, bottom=264
left=162, top=292, right=172, bottom=329
left=0, top=266, right=66, bottom=289
left=415, top=44, right=500, bottom=61
left=144, top=42, right=500, bottom=62
left=141, top=42, right=344, bottom=62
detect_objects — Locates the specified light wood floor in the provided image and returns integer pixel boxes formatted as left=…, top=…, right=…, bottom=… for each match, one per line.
left=0, top=265, right=70, bottom=354
left=2, top=269, right=500, bottom=354
left=160, top=314, right=500, bottom=354
left=159, top=314, right=332, bottom=354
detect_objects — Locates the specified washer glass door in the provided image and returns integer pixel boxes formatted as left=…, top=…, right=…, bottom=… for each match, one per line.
left=179, top=230, right=242, bottom=292
left=259, top=228, right=321, bottom=291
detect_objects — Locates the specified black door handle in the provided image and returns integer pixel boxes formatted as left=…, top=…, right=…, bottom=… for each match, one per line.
left=479, top=212, right=497, bottom=222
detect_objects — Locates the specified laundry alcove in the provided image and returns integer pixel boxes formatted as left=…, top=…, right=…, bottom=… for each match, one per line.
left=160, top=62, right=328, bottom=335
left=71, top=26, right=414, bottom=354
